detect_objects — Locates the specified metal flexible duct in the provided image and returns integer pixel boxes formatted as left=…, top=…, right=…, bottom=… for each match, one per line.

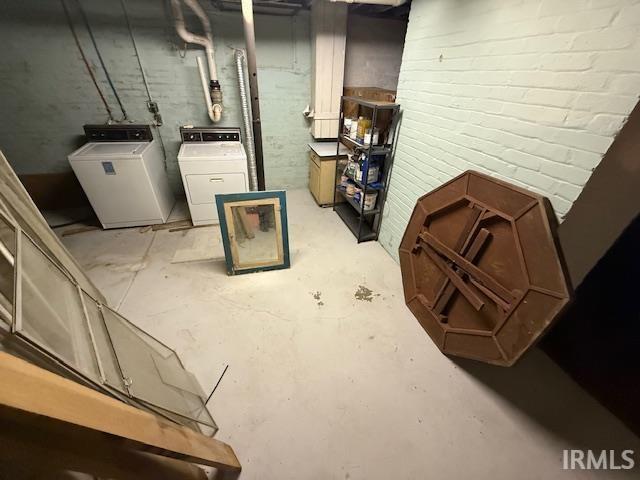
left=235, top=50, right=258, bottom=191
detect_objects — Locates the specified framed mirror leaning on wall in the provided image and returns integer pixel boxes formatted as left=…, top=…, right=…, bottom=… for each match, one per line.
left=215, top=191, right=290, bottom=275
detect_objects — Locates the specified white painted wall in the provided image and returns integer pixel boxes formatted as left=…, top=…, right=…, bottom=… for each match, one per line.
left=344, top=14, right=407, bottom=90
left=380, top=0, right=640, bottom=261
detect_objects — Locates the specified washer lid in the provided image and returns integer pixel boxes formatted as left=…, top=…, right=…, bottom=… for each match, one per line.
left=179, top=142, right=245, bottom=160
left=76, top=142, right=149, bottom=157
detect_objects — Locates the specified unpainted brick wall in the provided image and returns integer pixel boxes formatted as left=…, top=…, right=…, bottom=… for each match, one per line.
left=379, top=0, right=640, bottom=260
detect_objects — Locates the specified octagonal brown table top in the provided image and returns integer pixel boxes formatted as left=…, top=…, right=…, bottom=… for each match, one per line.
left=399, top=170, right=572, bottom=366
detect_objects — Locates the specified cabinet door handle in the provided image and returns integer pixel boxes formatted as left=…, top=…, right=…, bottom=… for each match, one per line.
left=209, top=177, right=224, bottom=182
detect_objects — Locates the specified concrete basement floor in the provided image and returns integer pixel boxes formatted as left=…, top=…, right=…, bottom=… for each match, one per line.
left=58, top=189, right=639, bottom=479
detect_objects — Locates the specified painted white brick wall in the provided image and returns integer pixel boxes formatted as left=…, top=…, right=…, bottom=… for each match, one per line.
left=379, top=0, right=640, bottom=261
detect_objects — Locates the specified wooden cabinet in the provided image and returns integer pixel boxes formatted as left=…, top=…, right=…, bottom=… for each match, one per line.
left=309, top=154, right=322, bottom=202
left=309, top=150, right=344, bottom=207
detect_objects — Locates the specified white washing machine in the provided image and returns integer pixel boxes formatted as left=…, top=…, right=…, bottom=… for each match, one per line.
left=177, top=127, right=249, bottom=226
left=68, top=124, right=175, bottom=229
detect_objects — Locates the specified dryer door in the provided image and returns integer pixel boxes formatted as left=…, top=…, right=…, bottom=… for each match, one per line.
left=186, top=172, right=247, bottom=205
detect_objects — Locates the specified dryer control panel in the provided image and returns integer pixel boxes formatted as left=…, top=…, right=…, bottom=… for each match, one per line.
left=84, top=124, right=153, bottom=142
left=180, top=126, right=241, bottom=143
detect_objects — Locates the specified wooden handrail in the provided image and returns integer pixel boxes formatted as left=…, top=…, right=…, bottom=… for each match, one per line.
left=0, top=352, right=241, bottom=472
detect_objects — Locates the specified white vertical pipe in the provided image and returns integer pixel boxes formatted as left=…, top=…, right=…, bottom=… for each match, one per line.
left=196, top=57, right=216, bottom=122
left=171, top=0, right=222, bottom=122
left=183, top=0, right=217, bottom=80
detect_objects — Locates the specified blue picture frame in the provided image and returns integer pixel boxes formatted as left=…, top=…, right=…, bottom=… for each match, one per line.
left=215, top=190, right=290, bottom=275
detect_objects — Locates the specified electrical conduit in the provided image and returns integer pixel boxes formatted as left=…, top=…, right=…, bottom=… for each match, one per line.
left=61, top=0, right=115, bottom=122
left=76, top=0, right=128, bottom=121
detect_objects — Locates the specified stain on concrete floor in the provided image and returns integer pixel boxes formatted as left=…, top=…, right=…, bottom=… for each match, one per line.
left=311, top=291, right=324, bottom=306
left=84, top=259, right=148, bottom=273
left=354, top=285, right=380, bottom=302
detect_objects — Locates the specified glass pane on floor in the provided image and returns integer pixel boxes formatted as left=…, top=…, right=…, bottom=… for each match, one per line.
left=81, top=291, right=126, bottom=392
left=0, top=215, right=15, bottom=325
left=101, top=306, right=215, bottom=427
left=19, top=235, right=100, bottom=381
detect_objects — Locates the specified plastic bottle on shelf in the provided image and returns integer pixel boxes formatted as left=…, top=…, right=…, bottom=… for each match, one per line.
left=357, top=117, right=371, bottom=142
left=364, top=127, right=380, bottom=146
left=349, top=118, right=359, bottom=140
left=343, top=118, right=352, bottom=136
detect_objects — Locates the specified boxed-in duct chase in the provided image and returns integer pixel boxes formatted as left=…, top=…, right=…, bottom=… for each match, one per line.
left=399, top=171, right=572, bottom=366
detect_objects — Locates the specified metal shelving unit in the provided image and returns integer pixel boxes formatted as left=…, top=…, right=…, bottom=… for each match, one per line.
left=332, top=96, right=400, bottom=243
